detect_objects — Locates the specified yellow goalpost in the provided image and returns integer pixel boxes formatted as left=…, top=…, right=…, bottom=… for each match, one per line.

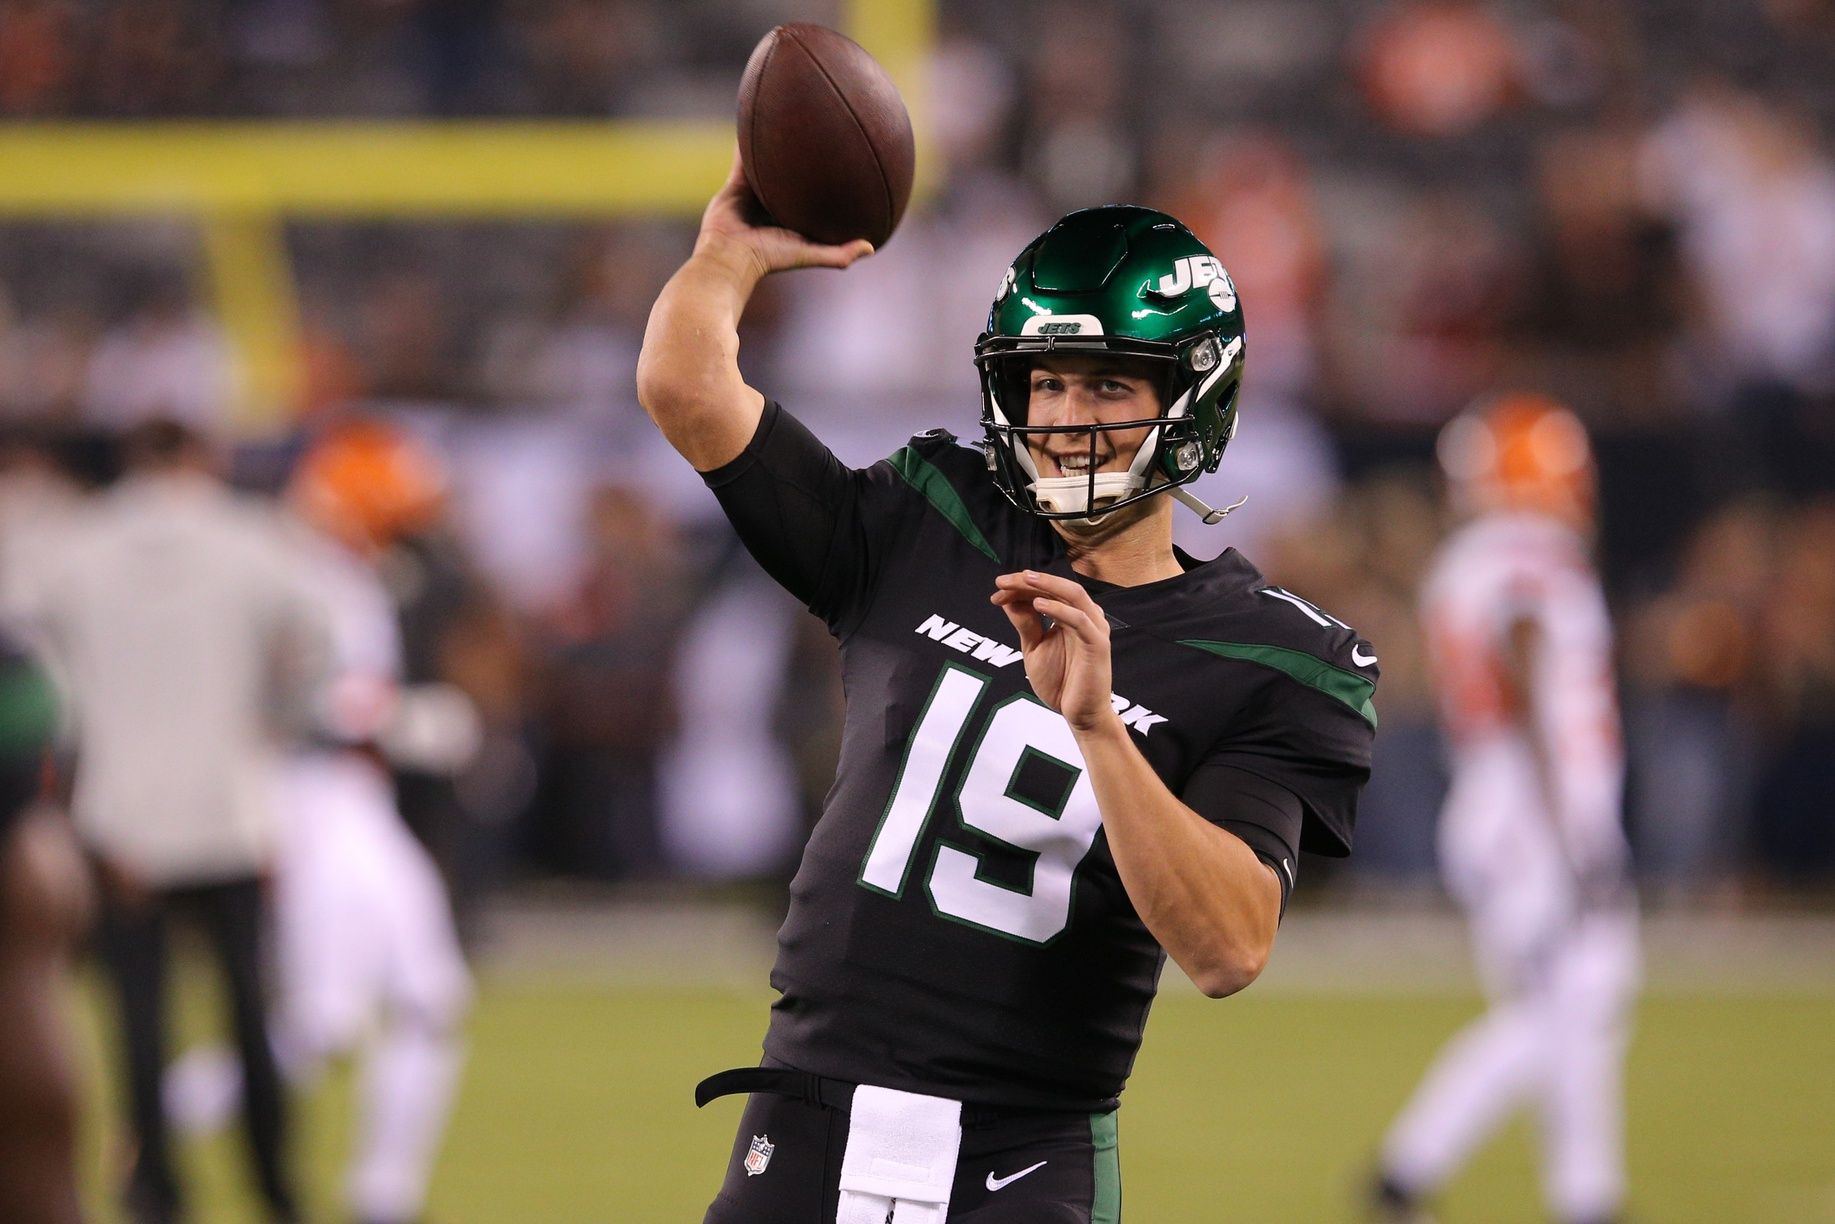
left=0, top=0, right=934, bottom=430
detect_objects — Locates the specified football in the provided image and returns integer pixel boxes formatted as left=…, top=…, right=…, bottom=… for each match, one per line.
left=736, top=22, right=916, bottom=248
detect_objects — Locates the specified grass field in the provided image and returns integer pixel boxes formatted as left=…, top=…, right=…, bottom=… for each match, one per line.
left=70, top=909, right=1835, bottom=1222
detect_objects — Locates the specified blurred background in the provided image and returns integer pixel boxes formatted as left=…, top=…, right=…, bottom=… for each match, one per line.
left=0, top=0, right=1831, bottom=1219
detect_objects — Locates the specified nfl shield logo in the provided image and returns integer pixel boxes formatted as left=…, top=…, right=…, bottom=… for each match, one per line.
left=744, top=1134, right=774, bottom=1176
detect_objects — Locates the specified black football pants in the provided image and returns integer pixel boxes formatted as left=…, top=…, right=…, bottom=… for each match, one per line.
left=703, top=1089, right=1120, bottom=1223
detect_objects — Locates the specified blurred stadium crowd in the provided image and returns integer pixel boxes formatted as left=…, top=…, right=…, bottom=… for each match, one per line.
left=2, top=0, right=1834, bottom=904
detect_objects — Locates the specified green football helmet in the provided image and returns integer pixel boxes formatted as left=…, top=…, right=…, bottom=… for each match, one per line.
left=974, top=205, right=1246, bottom=522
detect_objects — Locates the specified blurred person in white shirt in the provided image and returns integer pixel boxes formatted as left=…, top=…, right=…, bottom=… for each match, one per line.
left=21, top=418, right=319, bottom=1224
left=165, top=418, right=476, bottom=1224
left=1374, top=394, right=1639, bottom=1224
left=1640, top=82, right=1835, bottom=493
left=1641, top=81, right=1835, bottom=404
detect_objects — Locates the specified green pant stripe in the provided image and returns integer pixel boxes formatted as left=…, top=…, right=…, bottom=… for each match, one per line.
left=1090, top=1109, right=1121, bottom=1224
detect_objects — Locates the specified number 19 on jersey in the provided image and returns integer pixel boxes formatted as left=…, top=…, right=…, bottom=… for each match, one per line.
left=859, top=664, right=1106, bottom=945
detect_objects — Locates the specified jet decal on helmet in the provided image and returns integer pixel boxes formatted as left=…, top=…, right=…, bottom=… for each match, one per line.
left=1150, top=255, right=1236, bottom=309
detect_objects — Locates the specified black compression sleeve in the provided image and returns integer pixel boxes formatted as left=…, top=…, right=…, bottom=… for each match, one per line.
left=1181, top=764, right=1304, bottom=914
left=700, top=402, right=867, bottom=621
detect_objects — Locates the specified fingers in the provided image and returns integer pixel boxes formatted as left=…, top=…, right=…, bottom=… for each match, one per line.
left=993, top=572, right=1106, bottom=637
left=1030, top=596, right=1102, bottom=642
left=710, top=149, right=874, bottom=271
left=794, top=238, right=875, bottom=270
left=1010, top=569, right=1097, bottom=609
left=991, top=588, right=1047, bottom=649
left=743, top=231, right=872, bottom=273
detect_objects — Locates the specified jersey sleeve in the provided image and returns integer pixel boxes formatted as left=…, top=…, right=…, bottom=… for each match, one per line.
left=700, top=401, right=913, bottom=633
left=1196, top=675, right=1375, bottom=858
left=1179, top=764, right=1303, bottom=912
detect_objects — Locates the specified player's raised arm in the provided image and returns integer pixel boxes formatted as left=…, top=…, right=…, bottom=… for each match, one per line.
left=635, top=152, right=873, bottom=473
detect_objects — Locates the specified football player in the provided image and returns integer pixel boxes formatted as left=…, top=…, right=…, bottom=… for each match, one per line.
left=638, top=154, right=1377, bottom=1223
left=1373, top=395, right=1639, bottom=1224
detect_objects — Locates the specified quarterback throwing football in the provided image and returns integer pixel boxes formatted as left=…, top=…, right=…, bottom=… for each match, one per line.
left=638, top=156, right=1378, bottom=1223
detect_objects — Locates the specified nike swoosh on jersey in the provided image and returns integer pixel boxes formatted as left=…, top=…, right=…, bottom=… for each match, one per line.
left=986, top=1160, right=1048, bottom=1191
left=1351, top=645, right=1378, bottom=667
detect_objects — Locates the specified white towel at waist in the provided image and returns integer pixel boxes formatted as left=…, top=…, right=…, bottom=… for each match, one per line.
left=836, top=1084, right=962, bottom=1224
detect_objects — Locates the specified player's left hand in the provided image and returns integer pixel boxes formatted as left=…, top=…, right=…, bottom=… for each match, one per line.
left=991, top=570, right=1117, bottom=734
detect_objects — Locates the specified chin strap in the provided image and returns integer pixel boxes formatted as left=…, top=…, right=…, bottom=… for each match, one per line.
left=1172, top=486, right=1248, bottom=525
left=1029, top=471, right=1139, bottom=518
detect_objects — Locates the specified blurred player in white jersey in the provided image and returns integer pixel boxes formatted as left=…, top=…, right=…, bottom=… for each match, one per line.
left=1375, top=395, right=1640, bottom=1224
left=168, top=421, right=475, bottom=1224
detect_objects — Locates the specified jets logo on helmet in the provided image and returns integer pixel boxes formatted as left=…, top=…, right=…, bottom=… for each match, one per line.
left=974, top=206, right=1247, bottom=523
left=1152, top=255, right=1238, bottom=313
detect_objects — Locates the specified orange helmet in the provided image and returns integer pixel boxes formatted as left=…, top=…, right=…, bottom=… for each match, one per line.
left=1436, top=392, right=1595, bottom=524
left=289, top=419, right=447, bottom=552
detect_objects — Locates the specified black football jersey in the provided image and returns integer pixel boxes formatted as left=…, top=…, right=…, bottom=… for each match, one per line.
left=704, top=403, right=1376, bottom=1112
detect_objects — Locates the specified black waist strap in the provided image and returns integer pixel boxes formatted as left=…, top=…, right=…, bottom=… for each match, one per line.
left=694, top=1067, right=1022, bottom=1128
left=695, top=1067, right=852, bottom=1112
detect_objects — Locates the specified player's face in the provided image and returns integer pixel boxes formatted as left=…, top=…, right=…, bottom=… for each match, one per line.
left=1024, top=354, right=1163, bottom=480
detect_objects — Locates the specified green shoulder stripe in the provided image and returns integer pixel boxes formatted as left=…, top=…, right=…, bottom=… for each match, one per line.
left=888, top=446, right=1001, bottom=563
left=1177, top=639, right=1378, bottom=728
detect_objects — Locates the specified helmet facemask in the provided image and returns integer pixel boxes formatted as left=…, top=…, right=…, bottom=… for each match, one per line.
left=976, top=332, right=1241, bottom=524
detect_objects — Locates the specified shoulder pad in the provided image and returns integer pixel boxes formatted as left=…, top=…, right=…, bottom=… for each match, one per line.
left=882, top=428, right=1008, bottom=564
left=890, top=428, right=997, bottom=485
left=905, top=428, right=989, bottom=466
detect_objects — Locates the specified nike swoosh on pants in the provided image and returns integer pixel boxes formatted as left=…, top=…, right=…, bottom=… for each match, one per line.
left=985, top=1160, right=1048, bottom=1191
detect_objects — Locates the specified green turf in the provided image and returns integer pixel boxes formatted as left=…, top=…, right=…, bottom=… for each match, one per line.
left=72, top=976, right=1835, bottom=1222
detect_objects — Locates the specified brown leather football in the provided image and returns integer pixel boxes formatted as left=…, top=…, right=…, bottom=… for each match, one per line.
left=736, top=23, right=916, bottom=248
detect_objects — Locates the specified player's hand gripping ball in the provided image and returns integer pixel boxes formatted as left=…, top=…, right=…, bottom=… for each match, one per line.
left=736, top=23, right=916, bottom=248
